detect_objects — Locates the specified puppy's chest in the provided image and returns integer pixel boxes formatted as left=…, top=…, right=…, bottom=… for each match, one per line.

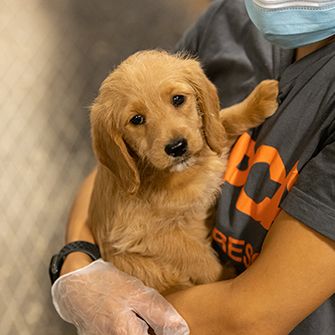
left=104, top=186, right=215, bottom=255
left=98, top=156, right=225, bottom=255
left=110, top=192, right=209, bottom=232
left=112, top=166, right=222, bottom=222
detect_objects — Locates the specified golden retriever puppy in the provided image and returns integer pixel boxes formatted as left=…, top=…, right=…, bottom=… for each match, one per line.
left=88, top=50, right=278, bottom=294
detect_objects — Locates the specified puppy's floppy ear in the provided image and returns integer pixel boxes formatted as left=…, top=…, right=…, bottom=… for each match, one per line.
left=90, top=101, right=140, bottom=194
left=185, top=58, right=227, bottom=155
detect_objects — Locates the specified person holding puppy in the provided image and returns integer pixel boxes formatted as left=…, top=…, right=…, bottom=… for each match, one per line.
left=50, top=0, right=335, bottom=334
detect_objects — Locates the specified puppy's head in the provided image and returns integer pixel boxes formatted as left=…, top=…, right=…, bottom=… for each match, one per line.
left=91, top=50, right=226, bottom=194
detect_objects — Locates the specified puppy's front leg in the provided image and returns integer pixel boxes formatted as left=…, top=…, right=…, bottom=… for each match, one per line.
left=220, top=80, right=279, bottom=143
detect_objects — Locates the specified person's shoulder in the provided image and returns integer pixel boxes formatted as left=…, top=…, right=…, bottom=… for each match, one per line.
left=203, top=0, right=249, bottom=19
left=197, top=0, right=251, bottom=34
left=317, top=42, right=335, bottom=100
left=174, top=0, right=250, bottom=55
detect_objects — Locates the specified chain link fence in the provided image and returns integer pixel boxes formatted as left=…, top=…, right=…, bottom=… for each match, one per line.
left=0, top=0, right=210, bottom=333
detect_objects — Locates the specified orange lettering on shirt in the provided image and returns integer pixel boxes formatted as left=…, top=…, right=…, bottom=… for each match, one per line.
left=224, top=133, right=299, bottom=230
left=212, top=228, right=259, bottom=268
left=227, top=237, right=244, bottom=263
left=212, top=227, right=227, bottom=253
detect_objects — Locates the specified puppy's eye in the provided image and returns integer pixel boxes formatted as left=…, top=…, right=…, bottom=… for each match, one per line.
left=172, top=95, right=185, bottom=107
left=130, top=114, right=145, bottom=125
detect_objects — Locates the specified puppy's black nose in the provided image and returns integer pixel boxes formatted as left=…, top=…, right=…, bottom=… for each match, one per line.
left=165, top=138, right=188, bottom=157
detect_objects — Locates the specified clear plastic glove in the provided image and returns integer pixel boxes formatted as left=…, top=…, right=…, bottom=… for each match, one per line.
left=51, top=259, right=190, bottom=335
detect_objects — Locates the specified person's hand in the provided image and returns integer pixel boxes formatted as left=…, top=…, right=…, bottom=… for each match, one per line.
left=51, top=259, right=190, bottom=335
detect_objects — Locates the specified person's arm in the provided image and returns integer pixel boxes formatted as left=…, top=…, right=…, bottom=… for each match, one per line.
left=166, top=211, right=335, bottom=335
left=60, top=168, right=97, bottom=275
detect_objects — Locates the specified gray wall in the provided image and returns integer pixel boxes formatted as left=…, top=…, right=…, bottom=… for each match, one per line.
left=0, top=1, right=210, bottom=334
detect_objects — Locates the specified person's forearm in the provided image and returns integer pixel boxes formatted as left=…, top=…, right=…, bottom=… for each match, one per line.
left=65, top=167, right=97, bottom=243
left=166, top=280, right=240, bottom=334
left=166, top=212, right=335, bottom=335
left=61, top=167, right=97, bottom=275
left=166, top=278, right=279, bottom=335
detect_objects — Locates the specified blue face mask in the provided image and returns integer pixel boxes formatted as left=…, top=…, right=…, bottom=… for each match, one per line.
left=245, top=0, right=335, bottom=49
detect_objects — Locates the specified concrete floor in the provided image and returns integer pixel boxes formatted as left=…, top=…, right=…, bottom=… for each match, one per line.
left=0, top=0, right=210, bottom=334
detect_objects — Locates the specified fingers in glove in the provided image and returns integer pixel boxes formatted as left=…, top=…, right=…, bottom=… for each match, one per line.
left=132, top=289, right=189, bottom=335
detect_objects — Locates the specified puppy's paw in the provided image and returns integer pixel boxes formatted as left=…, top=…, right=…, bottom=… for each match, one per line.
left=251, top=79, right=279, bottom=119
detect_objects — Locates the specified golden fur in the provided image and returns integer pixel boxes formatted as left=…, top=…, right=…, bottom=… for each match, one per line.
left=88, top=50, right=278, bottom=294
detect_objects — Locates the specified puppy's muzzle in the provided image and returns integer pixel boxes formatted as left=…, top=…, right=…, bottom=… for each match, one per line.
left=164, top=138, right=188, bottom=157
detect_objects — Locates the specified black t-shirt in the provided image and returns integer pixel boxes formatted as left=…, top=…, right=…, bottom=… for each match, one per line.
left=175, top=1, right=335, bottom=334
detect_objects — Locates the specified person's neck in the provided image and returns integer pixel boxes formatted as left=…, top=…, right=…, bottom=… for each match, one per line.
left=295, top=35, right=335, bottom=61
